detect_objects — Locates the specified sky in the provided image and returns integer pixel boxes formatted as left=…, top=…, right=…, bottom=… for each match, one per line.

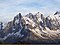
left=0, top=0, right=60, bottom=23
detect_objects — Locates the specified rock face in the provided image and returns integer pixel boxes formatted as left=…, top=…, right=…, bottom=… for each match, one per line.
left=46, top=11, right=60, bottom=30
left=0, top=22, right=3, bottom=30
left=0, top=12, right=60, bottom=43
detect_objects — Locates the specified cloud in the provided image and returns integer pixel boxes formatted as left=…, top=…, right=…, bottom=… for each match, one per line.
left=0, top=0, right=60, bottom=22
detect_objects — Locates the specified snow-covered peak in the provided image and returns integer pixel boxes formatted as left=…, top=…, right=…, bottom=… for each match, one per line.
left=47, top=15, right=56, bottom=20
left=54, top=11, right=60, bottom=20
left=35, top=12, right=43, bottom=18
left=0, top=12, right=60, bottom=43
left=25, top=13, right=34, bottom=19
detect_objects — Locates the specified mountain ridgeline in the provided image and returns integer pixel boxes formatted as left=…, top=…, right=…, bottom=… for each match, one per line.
left=0, top=11, right=60, bottom=43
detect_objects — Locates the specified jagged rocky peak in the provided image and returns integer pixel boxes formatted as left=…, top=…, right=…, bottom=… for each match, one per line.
left=13, top=13, right=23, bottom=25
left=54, top=11, right=60, bottom=15
left=28, top=13, right=33, bottom=15
left=19, top=13, right=22, bottom=18
left=35, top=12, right=43, bottom=18
left=26, top=13, right=33, bottom=16
left=14, top=13, right=22, bottom=19
left=34, top=12, right=45, bottom=23
left=45, top=11, right=60, bottom=30
left=0, top=22, right=3, bottom=30
left=25, top=13, right=34, bottom=19
left=25, top=12, right=44, bottom=19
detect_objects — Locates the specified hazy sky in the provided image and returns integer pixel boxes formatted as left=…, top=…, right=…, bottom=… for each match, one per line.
left=0, top=0, right=60, bottom=22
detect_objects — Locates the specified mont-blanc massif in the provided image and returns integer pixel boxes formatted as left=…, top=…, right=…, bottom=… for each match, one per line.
left=0, top=11, right=60, bottom=44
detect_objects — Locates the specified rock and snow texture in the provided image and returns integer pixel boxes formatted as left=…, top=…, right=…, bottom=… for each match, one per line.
left=46, top=11, right=60, bottom=30
left=0, top=11, right=60, bottom=43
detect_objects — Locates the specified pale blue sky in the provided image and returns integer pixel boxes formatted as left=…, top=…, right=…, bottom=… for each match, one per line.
left=0, top=0, right=60, bottom=22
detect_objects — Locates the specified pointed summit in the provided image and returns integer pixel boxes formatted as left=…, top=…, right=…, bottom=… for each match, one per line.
left=25, top=13, right=34, bottom=19
left=35, top=12, right=43, bottom=19
left=54, top=11, right=60, bottom=15
left=19, top=13, right=22, bottom=18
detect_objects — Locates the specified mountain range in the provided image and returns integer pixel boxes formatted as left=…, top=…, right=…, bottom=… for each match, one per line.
left=0, top=11, right=60, bottom=43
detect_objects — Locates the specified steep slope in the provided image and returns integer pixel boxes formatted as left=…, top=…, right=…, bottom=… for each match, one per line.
left=46, top=11, right=60, bottom=30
